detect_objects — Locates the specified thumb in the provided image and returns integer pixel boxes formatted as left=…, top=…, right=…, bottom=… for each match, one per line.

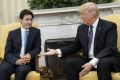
left=47, top=48, right=51, bottom=51
left=82, top=64, right=86, bottom=68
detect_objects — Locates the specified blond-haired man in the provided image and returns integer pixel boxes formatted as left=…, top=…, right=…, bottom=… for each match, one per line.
left=44, top=2, right=120, bottom=80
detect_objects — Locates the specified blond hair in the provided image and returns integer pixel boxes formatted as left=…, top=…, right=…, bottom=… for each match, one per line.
left=79, top=2, right=99, bottom=18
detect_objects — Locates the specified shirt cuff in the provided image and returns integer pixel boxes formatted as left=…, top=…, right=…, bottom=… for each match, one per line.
left=89, top=58, right=99, bottom=68
left=56, top=49, right=62, bottom=57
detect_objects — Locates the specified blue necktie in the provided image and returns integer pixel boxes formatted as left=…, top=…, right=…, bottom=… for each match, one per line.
left=24, top=30, right=28, bottom=49
left=88, top=26, right=93, bottom=51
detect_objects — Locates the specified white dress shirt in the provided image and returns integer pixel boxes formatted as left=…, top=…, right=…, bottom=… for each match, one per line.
left=57, top=18, right=100, bottom=68
left=20, top=27, right=29, bottom=57
left=88, top=18, right=99, bottom=68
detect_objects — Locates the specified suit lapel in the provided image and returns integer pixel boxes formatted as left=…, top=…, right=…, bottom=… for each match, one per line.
left=82, top=25, right=89, bottom=52
left=94, top=19, right=103, bottom=49
left=17, top=28, right=22, bottom=48
left=26, top=27, right=33, bottom=49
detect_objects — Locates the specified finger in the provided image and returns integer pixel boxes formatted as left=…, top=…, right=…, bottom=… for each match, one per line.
left=24, top=56, right=31, bottom=60
left=79, top=69, right=85, bottom=76
left=44, top=52, right=52, bottom=55
left=82, top=64, right=86, bottom=68
left=25, top=58, right=30, bottom=61
left=43, top=52, right=49, bottom=55
left=20, top=55, right=26, bottom=58
left=80, top=71, right=87, bottom=77
left=24, top=56, right=30, bottom=59
left=20, top=57, right=26, bottom=60
left=21, top=60, right=26, bottom=63
left=81, top=68, right=89, bottom=76
left=79, top=68, right=87, bottom=77
left=81, top=71, right=89, bottom=76
left=26, top=57, right=30, bottom=60
left=47, top=48, right=51, bottom=51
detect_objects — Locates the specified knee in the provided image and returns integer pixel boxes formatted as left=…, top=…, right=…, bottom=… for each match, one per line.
left=98, top=58, right=111, bottom=68
left=16, top=66, right=31, bottom=74
left=64, top=58, right=75, bottom=66
left=64, top=58, right=81, bottom=69
left=0, top=66, right=11, bottom=78
left=0, top=66, right=8, bottom=73
left=64, top=58, right=73, bottom=63
left=0, top=68, right=5, bottom=74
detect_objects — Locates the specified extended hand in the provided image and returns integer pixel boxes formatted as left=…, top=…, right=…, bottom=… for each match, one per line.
left=44, top=48, right=58, bottom=56
left=79, top=63, right=93, bottom=77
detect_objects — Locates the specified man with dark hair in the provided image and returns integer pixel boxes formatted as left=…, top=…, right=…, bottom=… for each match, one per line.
left=0, top=9, right=41, bottom=80
left=44, top=2, right=120, bottom=80
left=19, top=9, right=34, bottom=19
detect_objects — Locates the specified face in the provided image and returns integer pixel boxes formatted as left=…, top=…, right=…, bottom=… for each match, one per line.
left=20, top=15, right=33, bottom=29
left=80, top=11, right=94, bottom=26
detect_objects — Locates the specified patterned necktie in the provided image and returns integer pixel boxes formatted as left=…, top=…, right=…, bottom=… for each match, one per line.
left=88, top=26, right=93, bottom=51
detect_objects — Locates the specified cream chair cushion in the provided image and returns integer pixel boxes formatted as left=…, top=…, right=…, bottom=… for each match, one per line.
left=80, top=14, right=120, bottom=80
left=80, top=71, right=120, bottom=80
left=11, top=71, right=41, bottom=80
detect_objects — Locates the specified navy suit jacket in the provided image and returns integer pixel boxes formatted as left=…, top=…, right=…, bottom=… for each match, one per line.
left=60, top=18, right=118, bottom=60
left=4, top=27, right=41, bottom=65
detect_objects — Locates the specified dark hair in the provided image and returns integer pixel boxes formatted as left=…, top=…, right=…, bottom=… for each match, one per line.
left=19, top=9, right=34, bottom=19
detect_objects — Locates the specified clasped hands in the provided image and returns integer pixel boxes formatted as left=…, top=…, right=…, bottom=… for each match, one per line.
left=16, top=53, right=31, bottom=65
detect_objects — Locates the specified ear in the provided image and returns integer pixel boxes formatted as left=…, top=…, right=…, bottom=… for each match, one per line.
left=19, top=19, right=22, bottom=23
left=90, top=13, right=94, bottom=18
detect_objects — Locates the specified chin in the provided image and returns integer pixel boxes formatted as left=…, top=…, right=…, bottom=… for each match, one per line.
left=26, top=26, right=31, bottom=29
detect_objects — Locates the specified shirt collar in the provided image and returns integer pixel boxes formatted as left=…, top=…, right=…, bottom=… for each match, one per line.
left=21, top=27, right=29, bottom=32
left=91, top=18, right=99, bottom=29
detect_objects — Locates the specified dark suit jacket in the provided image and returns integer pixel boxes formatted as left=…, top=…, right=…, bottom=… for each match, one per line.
left=4, top=27, right=41, bottom=65
left=60, top=18, right=118, bottom=60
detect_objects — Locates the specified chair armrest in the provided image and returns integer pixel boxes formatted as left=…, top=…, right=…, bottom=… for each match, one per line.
left=39, top=66, right=53, bottom=80
left=35, top=54, right=41, bottom=72
left=0, top=58, right=2, bottom=64
left=35, top=54, right=53, bottom=80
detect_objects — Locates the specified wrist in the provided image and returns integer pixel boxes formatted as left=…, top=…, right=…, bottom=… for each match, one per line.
left=16, top=60, right=19, bottom=65
left=56, top=49, right=62, bottom=57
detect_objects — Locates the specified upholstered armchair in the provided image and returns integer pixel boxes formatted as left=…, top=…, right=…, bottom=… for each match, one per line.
left=80, top=14, right=120, bottom=80
left=0, top=22, right=41, bottom=80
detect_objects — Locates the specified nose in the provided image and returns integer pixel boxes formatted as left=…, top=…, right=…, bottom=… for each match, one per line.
left=28, top=20, right=32, bottom=24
